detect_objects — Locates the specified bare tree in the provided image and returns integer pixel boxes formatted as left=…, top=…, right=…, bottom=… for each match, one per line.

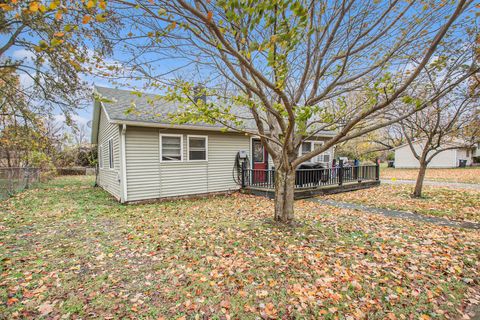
left=398, top=71, right=479, bottom=197
left=103, top=0, right=477, bottom=222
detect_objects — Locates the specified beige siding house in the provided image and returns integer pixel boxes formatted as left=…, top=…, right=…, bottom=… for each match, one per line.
left=393, top=140, right=474, bottom=168
left=91, top=86, right=335, bottom=203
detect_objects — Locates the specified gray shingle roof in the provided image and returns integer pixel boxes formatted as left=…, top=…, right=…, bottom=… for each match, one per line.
left=95, top=85, right=260, bottom=130
left=94, top=86, right=335, bottom=136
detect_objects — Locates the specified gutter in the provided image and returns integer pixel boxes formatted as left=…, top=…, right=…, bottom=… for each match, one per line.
left=108, top=118, right=337, bottom=138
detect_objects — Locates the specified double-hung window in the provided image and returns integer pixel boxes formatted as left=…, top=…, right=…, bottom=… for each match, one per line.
left=300, top=141, right=330, bottom=163
left=187, top=135, right=208, bottom=161
left=160, top=134, right=183, bottom=161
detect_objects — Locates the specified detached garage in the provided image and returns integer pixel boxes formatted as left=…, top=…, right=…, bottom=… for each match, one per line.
left=393, top=140, right=474, bottom=168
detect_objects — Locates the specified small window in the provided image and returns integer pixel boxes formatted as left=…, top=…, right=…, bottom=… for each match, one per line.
left=466, top=149, right=470, bottom=157
left=301, top=142, right=312, bottom=156
left=108, top=139, right=114, bottom=169
left=161, top=134, right=183, bottom=161
left=188, top=136, right=207, bottom=161
left=98, top=145, right=103, bottom=168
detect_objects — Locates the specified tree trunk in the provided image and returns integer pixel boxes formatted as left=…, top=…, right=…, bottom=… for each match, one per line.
left=413, top=161, right=427, bottom=198
left=274, top=165, right=296, bottom=223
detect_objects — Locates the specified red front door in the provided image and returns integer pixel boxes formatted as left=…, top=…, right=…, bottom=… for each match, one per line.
left=252, top=139, right=268, bottom=184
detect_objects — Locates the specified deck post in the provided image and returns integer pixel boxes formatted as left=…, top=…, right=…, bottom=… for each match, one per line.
left=375, top=158, right=380, bottom=180
left=338, top=159, right=344, bottom=186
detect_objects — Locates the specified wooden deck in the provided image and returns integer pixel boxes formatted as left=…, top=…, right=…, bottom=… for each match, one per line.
left=242, top=180, right=380, bottom=200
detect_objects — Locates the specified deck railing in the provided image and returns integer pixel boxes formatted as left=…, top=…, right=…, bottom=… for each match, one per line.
left=241, top=163, right=379, bottom=190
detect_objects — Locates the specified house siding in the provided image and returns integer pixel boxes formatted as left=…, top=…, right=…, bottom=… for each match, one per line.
left=394, top=142, right=461, bottom=168
left=125, top=127, right=161, bottom=201
left=124, top=127, right=250, bottom=201
left=97, top=106, right=121, bottom=199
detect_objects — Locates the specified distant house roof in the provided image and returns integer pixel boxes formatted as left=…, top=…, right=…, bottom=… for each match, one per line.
left=391, top=138, right=474, bottom=151
left=91, top=86, right=336, bottom=143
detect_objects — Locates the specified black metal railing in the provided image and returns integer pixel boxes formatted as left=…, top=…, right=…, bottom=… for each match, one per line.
left=241, top=163, right=379, bottom=190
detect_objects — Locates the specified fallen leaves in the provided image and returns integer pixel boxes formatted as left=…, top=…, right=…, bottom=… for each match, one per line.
left=325, top=184, right=480, bottom=222
left=0, top=176, right=479, bottom=319
left=37, top=301, right=54, bottom=316
left=381, top=167, right=480, bottom=184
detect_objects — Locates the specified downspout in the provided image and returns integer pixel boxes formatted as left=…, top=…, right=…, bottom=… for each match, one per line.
left=121, top=124, right=128, bottom=203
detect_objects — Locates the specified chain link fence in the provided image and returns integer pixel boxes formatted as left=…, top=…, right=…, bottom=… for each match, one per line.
left=0, top=167, right=40, bottom=201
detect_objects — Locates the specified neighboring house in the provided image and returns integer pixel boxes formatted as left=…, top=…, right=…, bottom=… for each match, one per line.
left=393, top=140, right=475, bottom=168
left=474, top=142, right=480, bottom=163
left=91, top=86, right=335, bottom=203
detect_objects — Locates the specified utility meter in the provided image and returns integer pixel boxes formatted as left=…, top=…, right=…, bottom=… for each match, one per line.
left=238, top=150, right=248, bottom=159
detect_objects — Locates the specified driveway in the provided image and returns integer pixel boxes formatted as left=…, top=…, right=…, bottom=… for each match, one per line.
left=381, top=179, right=480, bottom=190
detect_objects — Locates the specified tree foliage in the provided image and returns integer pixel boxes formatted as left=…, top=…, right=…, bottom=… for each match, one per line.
left=0, top=0, right=116, bottom=122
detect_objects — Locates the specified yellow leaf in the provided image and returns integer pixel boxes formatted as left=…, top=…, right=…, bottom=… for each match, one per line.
left=29, top=2, right=39, bottom=12
left=49, top=1, right=58, bottom=10
left=82, top=14, right=92, bottom=24
left=86, top=0, right=95, bottom=9
left=95, top=13, right=107, bottom=22
left=99, top=1, right=107, bottom=10
left=54, top=32, right=65, bottom=37
left=55, top=10, right=62, bottom=20
left=0, top=4, right=14, bottom=11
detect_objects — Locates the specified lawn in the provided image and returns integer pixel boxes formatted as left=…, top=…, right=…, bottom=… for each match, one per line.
left=380, top=167, right=480, bottom=184
left=325, top=184, right=480, bottom=223
left=1, top=176, right=479, bottom=319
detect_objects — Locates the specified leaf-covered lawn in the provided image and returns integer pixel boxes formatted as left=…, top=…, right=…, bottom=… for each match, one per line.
left=381, top=167, right=480, bottom=184
left=325, top=184, right=480, bottom=223
left=1, top=176, right=479, bottom=319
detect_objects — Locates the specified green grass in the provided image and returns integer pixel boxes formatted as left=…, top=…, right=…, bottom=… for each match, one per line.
left=0, top=176, right=479, bottom=319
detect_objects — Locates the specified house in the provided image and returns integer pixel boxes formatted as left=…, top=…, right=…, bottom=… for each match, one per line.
left=393, top=140, right=475, bottom=168
left=90, top=86, right=335, bottom=203
left=474, top=142, right=480, bottom=164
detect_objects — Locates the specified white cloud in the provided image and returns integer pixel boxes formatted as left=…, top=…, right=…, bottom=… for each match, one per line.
left=54, top=114, right=89, bottom=127
left=12, top=49, right=36, bottom=61
left=18, top=71, right=35, bottom=89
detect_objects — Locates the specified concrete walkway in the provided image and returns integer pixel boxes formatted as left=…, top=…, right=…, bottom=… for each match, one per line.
left=381, top=179, right=480, bottom=190
left=309, top=198, right=480, bottom=230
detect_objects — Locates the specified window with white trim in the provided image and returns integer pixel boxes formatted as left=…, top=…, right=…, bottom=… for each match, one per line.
left=160, top=134, right=183, bottom=161
left=98, top=144, right=103, bottom=168
left=188, top=136, right=207, bottom=161
left=108, top=139, right=114, bottom=169
left=300, top=141, right=331, bottom=163
left=301, top=141, right=312, bottom=156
